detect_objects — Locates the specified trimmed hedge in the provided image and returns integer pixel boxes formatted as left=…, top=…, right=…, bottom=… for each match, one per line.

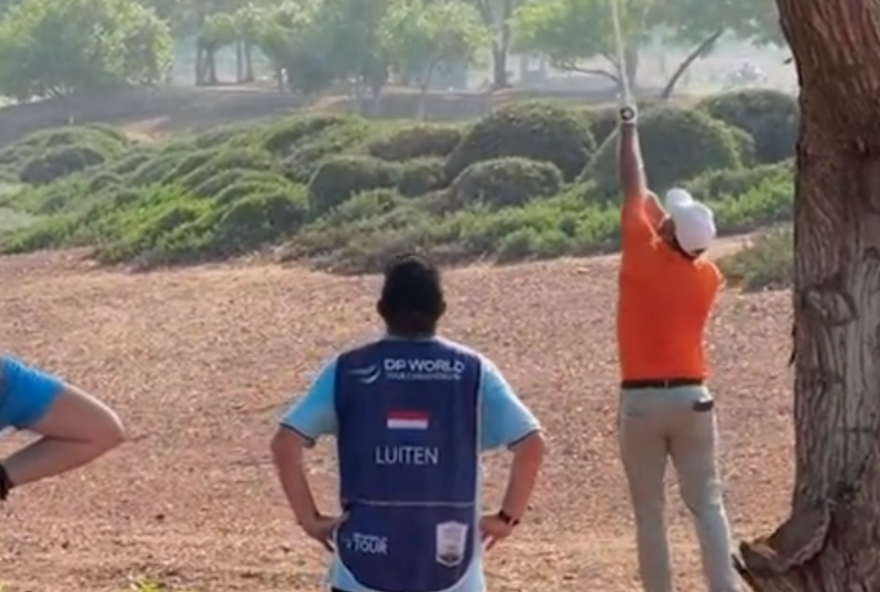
left=367, top=125, right=463, bottom=162
left=308, top=155, right=401, bottom=215
left=449, top=157, right=563, bottom=208
left=0, top=91, right=798, bottom=272
left=585, top=106, right=743, bottom=196
left=697, top=89, right=797, bottom=164
left=445, top=101, right=596, bottom=181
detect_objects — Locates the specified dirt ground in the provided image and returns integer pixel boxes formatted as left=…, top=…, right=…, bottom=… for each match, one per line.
left=0, top=246, right=794, bottom=592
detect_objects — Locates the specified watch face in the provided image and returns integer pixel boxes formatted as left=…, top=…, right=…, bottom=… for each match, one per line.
left=621, top=107, right=635, bottom=120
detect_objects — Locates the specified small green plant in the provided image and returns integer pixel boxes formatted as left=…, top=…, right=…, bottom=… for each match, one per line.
left=717, top=226, right=792, bottom=291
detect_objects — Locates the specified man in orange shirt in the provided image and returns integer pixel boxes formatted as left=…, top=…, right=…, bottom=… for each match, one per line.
left=615, top=104, right=738, bottom=592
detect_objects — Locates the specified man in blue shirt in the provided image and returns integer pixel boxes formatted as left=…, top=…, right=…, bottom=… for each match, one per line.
left=271, top=254, right=545, bottom=592
left=0, top=355, right=125, bottom=500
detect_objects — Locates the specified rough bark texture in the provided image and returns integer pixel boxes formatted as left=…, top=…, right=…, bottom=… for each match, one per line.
left=735, top=1, right=880, bottom=590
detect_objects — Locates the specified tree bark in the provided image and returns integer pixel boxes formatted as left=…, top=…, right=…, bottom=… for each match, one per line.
left=491, top=41, right=509, bottom=90
left=735, top=0, right=880, bottom=590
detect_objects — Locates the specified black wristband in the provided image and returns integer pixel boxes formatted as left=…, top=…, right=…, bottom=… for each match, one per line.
left=0, top=463, right=13, bottom=500
left=497, top=509, right=520, bottom=527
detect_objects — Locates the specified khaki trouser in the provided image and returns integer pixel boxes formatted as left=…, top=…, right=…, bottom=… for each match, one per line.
left=618, top=386, right=738, bottom=592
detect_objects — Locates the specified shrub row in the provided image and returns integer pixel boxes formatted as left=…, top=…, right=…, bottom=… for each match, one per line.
left=0, top=88, right=798, bottom=272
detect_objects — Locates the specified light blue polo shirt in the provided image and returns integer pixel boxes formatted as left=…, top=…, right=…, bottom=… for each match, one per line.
left=280, top=338, right=540, bottom=592
left=0, top=356, right=64, bottom=431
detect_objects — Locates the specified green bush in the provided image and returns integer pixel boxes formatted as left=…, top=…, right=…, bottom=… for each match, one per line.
left=187, top=169, right=292, bottom=199
left=308, top=155, right=401, bottom=215
left=367, top=124, right=464, bottom=162
left=586, top=100, right=664, bottom=148
left=727, top=126, right=756, bottom=166
left=107, top=149, right=156, bottom=177
left=282, top=120, right=377, bottom=184
left=86, top=171, right=123, bottom=193
left=263, top=114, right=360, bottom=155
left=0, top=103, right=799, bottom=272
left=396, top=158, right=448, bottom=197
left=711, top=176, right=793, bottom=233
left=19, top=145, right=107, bottom=184
left=449, top=157, right=563, bottom=208
left=194, top=124, right=260, bottom=150
left=158, top=149, right=218, bottom=186
left=129, top=151, right=189, bottom=186
left=176, top=149, right=275, bottom=191
left=586, top=106, right=618, bottom=147
left=445, top=101, right=596, bottom=181
left=201, top=187, right=311, bottom=255
left=685, top=160, right=793, bottom=201
left=14, top=126, right=128, bottom=154
left=717, top=226, right=792, bottom=291
left=585, top=106, right=742, bottom=196
left=697, top=89, right=797, bottom=164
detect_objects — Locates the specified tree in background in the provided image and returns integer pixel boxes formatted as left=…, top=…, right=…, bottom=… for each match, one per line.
left=511, top=0, right=644, bottom=91
left=381, top=0, right=489, bottom=119
left=196, top=11, right=237, bottom=84
left=469, top=0, right=522, bottom=89
left=0, top=0, right=173, bottom=101
left=733, top=0, right=880, bottom=588
left=511, top=0, right=781, bottom=99
left=253, top=0, right=338, bottom=96
left=232, top=2, right=264, bottom=83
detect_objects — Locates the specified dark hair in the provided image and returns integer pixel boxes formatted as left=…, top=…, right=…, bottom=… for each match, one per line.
left=377, top=253, right=445, bottom=337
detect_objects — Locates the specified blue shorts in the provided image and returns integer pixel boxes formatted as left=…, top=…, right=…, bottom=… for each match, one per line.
left=0, top=356, right=64, bottom=431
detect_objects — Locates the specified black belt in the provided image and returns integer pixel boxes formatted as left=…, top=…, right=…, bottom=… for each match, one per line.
left=621, top=378, right=704, bottom=389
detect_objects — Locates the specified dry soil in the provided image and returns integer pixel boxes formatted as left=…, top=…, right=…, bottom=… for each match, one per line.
left=0, top=247, right=793, bottom=592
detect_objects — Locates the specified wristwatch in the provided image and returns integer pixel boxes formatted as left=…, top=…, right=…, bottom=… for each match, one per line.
left=496, top=509, right=520, bottom=527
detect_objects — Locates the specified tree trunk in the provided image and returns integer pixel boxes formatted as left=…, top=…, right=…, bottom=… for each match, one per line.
left=491, top=41, right=509, bottom=90
left=244, top=42, right=254, bottom=82
left=735, top=0, right=880, bottom=590
left=660, top=28, right=723, bottom=100
left=195, top=44, right=204, bottom=86
left=235, top=39, right=244, bottom=83
left=207, top=49, right=218, bottom=85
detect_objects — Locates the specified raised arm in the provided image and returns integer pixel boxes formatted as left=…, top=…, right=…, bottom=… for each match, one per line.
left=618, top=106, right=648, bottom=202
left=617, top=107, right=666, bottom=233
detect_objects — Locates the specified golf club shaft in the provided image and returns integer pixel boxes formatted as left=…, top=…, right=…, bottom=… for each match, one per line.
left=609, top=0, right=632, bottom=107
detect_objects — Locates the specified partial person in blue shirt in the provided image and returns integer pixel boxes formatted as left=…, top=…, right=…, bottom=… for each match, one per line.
left=0, top=355, right=125, bottom=501
left=271, top=253, right=545, bottom=592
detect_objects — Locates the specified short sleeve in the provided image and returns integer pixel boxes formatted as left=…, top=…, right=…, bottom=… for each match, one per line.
left=279, top=358, right=338, bottom=441
left=621, top=196, right=657, bottom=246
left=0, top=356, right=64, bottom=430
left=479, top=359, right=540, bottom=451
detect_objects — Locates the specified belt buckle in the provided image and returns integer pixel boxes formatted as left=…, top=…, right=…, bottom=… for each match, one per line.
left=661, top=379, right=673, bottom=389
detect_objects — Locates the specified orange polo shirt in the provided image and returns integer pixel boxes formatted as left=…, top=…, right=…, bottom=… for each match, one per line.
left=617, top=194, right=722, bottom=381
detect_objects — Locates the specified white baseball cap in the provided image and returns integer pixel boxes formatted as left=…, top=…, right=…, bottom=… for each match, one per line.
left=664, top=188, right=716, bottom=254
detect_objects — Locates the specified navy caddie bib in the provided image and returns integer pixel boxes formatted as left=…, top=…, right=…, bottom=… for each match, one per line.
left=334, top=337, right=481, bottom=592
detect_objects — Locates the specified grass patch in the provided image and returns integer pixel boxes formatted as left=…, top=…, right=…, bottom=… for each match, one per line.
left=0, top=93, right=798, bottom=273
left=717, top=226, right=792, bottom=291
left=0, top=207, right=38, bottom=232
